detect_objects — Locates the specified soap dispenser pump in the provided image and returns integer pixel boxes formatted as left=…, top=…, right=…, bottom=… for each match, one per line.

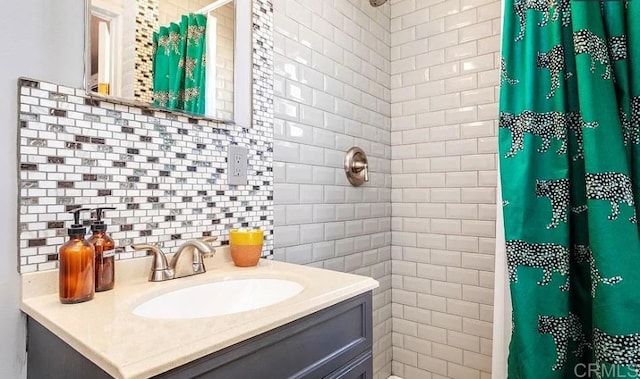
left=59, top=208, right=95, bottom=304
left=88, top=207, right=116, bottom=292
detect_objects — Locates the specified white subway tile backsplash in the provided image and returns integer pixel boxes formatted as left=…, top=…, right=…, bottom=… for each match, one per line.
left=429, top=31, right=459, bottom=51
left=337, top=204, right=355, bottom=221
left=416, top=203, right=446, bottom=219
left=274, top=10, right=298, bottom=40
left=275, top=97, right=300, bottom=121
left=478, top=204, right=496, bottom=220
left=445, top=236, right=478, bottom=255
left=430, top=0, right=461, bottom=20
left=312, top=166, right=336, bottom=184
left=430, top=61, right=461, bottom=81
left=274, top=225, right=300, bottom=248
left=445, top=139, right=478, bottom=156
left=402, top=71, right=430, bottom=89
left=477, top=69, right=500, bottom=88
left=445, top=75, right=478, bottom=94
left=462, top=285, right=494, bottom=306
left=430, top=156, right=461, bottom=172
left=458, top=20, right=493, bottom=43
left=461, top=88, right=494, bottom=106
left=417, top=233, right=447, bottom=250
left=431, top=219, right=462, bottom=235
left=311, top=240, right=335, bottom=261
left=477, top=103, right=499, bottom=120
left=461, top=220, right=496, bottom=238
left=445, top=106, right=478, bottom=124
left=312, top=127, right=335, bottom=148
left=274, top=183, right=300, bottom=205
left=415, top=172, right=446, bottom=188
left=448, top=362, right=481, bottom=379
left=299, top=184, right=324, bottom=204
left=312, top=203, right=335, bottom=222
left=416, top=18, right=446, bottom=39
left=402, top=7, right=431, bottom=29
left=476, top=2, right=501, bottom=21
left=460, top=121, right=494, bottom=138
left=460, top=54, right=495, bottom=74
left=325, top=221, right=347, bottom=240
left=299, top=145, right=325, bottom=165
left=416, top=50, right=446, bottom=70
left=394, top=174, right=418, bottom=188
left=478, top=170, right=497, bottom=187
left=286, top=80, right=313, bottom=104
left=274, top=140, right=300, bottom=162
left=300, top=223, right=325, bottom=244
left=391, top=0, right=417, bottom=18
left=300, top=67, right=324, bottom=92
left=460, top=154, right=495, bottom=171
left=324, top=185, right=346, bottom=203
left=286, top=37, right=313, bottom=65
left=403, top=158, right=431, bottom=173
left=286, top=163, right=313, bottom=184
left=445, top=9, right=478, bottom=31
left=403, top=189, right=430, bottom=203
left=392, top=27, right=417, bottom=47
left=446, top=172, right=479, bottom=188
left=286, top=204, right=313, bottom=225
left=461, top=252, right=495, bottom=271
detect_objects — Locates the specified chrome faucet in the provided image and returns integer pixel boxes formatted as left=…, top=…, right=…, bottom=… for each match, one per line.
left=132, top=237, right=217, bottom=282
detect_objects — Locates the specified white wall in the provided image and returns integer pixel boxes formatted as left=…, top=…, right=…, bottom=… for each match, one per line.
left=0, top=1, right=85, bottom=377
left=271, top=1, right=393, bottom=378
left=389, top=0, right=501, bottom=377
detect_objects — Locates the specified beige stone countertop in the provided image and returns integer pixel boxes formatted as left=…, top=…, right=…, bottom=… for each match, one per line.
left=21, top=247, right=379, bottom=379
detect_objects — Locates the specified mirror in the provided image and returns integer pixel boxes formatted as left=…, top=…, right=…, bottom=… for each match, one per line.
left=86, top=0, right=252, bottom=124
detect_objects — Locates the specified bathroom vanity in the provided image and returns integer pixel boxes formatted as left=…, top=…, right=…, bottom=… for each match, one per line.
left=21, top=248, right=378, bottom=379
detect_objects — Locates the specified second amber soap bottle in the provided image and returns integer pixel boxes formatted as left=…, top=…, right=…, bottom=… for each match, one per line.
left=88, top=207, right=116, bottom=292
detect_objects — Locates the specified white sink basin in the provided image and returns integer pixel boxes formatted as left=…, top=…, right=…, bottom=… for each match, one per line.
left=133, top=278, right=304, bottom=319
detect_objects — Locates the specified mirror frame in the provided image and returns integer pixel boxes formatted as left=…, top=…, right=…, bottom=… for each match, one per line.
left=83, top=0, right=253, bottom=126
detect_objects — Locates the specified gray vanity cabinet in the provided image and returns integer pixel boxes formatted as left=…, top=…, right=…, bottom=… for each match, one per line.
left=27, top=292, right=373, bottom=379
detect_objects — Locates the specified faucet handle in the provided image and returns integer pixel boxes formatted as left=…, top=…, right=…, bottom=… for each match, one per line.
left=199, top=236, right=217, bottom=258
left=200, top=236, right=218, bottom=243
left=131, top=244, right=174, bottom=281
left=344, top=147, right=369, bottom=186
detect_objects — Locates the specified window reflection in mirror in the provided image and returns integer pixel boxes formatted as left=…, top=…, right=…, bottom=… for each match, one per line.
left=88, top=0, right=246, bottom=122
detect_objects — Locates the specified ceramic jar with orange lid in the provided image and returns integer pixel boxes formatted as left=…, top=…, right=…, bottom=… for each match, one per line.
left=229, top=229, right=264, bottom=267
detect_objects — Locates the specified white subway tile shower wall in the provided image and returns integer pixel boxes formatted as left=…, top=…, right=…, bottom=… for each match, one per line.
left=390, top=0, right=500, bottom=378
left=17, top=0, right=274, bottom=273
left=272, top=1, right=393, bottom=378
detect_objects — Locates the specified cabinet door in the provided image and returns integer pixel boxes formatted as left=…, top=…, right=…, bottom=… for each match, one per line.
left=325, top=352, right=372, bottom=379
left=156, top=292, right=373, bottom=379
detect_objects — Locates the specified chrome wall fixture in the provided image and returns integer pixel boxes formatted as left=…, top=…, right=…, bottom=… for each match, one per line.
left=344, top=147, right=369, bottom=186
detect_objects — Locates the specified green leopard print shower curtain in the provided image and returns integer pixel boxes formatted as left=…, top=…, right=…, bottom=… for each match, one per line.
left=499, top=1, right=640, bottom=378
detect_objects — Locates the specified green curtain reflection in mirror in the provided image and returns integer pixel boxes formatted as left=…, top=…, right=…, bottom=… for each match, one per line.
left=152, top=14, right=207, bottom=115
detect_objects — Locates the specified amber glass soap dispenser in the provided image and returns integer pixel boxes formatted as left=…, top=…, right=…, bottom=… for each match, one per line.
left=59, top=208, right=95, bottom=304
left=88, top=207, right=116, bottom=292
